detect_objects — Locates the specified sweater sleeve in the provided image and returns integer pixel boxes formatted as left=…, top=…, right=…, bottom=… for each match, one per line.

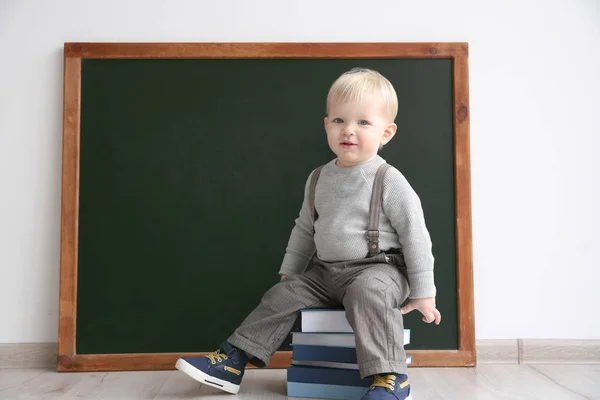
left=278, top=171, right=317, bottom=276
left=382, top=168, right=436, bottom=299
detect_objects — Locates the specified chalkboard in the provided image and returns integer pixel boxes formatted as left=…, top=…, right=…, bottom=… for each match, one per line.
left=58, top=43, right=474, bottom=372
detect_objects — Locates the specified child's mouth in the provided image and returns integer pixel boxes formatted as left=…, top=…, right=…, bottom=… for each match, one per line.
left=341, top=142, right=356, bottom=149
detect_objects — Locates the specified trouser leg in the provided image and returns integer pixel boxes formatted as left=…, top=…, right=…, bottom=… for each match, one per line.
left=340, top=263, right=410, bottom=378
left=228, top=263, right=331, bottom=367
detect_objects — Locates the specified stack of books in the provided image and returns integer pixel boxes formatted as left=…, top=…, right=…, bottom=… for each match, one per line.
left=287, top=309, right=411, bottom=400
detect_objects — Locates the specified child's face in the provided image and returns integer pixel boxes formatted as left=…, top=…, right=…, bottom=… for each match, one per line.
left=324, top=96, right=397, bottom=168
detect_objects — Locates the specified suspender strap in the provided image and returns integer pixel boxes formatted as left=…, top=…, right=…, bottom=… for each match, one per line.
left=367, top=163, right=392, bottom=256
left=309, top=166, right=323, bottom=233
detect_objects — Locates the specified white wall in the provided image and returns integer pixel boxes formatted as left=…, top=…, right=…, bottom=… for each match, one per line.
left=1, top=0, right=598, bottom=343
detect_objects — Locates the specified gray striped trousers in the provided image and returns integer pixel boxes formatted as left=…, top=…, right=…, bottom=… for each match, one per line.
left=227, top=252, right=410, bottom=378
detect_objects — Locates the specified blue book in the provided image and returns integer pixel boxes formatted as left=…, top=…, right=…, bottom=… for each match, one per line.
left=287, top=365, right=371, bottom=387
left=287, top=382, right=368, bottom=400
left=292, top=345, right=357, bottom=364
left=292, top=355, right=411, bottom=370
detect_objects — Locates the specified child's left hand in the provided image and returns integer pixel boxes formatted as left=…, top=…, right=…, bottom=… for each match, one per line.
left=400, top=298, right=441, bottom=325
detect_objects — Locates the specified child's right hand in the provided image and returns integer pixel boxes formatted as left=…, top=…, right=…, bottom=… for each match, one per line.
left=280, top=274, right=288, bottom=281
left=400, top=297, right=442, bottom=325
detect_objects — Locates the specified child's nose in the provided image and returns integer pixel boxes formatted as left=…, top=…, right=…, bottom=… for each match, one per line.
left=342, top=124, right=355, bottom=135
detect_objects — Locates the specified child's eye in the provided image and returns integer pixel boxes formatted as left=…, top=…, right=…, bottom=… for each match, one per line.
left=333, top=118, right=343, bottom=123
left=359, top=120, right=369, bottom=126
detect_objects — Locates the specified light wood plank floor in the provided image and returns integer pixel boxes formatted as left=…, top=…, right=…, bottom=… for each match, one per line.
left=0, top=365, right=598, bottom=399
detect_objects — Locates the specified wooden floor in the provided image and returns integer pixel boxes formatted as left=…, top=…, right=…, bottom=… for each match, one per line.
left=0, top=364, right=599, bottom=399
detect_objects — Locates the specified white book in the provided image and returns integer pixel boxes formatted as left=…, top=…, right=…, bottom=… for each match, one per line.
left=301, top=309, right=353, bottom=333
left=292, top=331, right=410, bottom=347
left=300, top=309, right=410, bottom=337
left=292, top=356, right=412, bottom=370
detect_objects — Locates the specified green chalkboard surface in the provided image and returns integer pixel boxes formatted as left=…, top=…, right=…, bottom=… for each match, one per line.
left=58, top=43, right=473, bottom=372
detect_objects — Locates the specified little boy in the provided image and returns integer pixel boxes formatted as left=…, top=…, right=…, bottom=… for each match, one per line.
left=176, top=68, right=441, bottom=400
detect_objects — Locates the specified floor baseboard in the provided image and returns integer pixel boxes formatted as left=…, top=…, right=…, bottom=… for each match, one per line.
left=476, top=339, right=520, bottom=364
left=519, top=339, right=600, bottom=364
left=1, top=340, right=599, bottom=369
left=0, top=343, right=57, bottom=369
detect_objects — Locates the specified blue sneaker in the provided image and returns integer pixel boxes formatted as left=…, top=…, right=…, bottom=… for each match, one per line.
left=175, top=342, right=248, bottom=394
left=361, top=374, right=412, bottom=400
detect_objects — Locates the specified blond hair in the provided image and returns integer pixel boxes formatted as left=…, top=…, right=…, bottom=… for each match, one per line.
left=326, top=68, right=398, bottom=122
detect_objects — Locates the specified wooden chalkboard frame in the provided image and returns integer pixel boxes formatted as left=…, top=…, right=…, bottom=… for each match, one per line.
left=58, top=42, right=474, bottom=372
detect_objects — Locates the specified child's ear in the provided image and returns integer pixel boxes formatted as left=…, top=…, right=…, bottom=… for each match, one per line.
left=381, top=122, right=397, bottom=145
left=324, top=117, right=329, bottom=131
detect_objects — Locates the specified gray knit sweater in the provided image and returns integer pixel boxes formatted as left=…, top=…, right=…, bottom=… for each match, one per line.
left=278, top=155, right=436, bottom=299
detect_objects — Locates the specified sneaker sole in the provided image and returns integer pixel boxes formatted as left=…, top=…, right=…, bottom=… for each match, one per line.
left=175, top=358, right=241, bottom=394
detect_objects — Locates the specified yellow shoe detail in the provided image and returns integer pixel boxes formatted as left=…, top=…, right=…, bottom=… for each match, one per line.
left=399, top=379, right=410, bottom=389
left=224, top=366, right=241, bottom=375
left=206, top=349, right=228, bottom=364
left=371, top=375, right=396, bottom=390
